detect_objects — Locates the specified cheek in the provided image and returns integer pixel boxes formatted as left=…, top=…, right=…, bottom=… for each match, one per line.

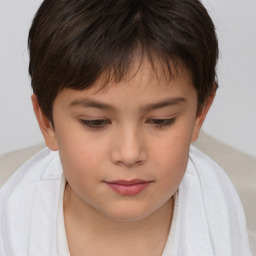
left=149, top=125, right=192, bottom=188
left=153, top=143, right=189, bottom=182
left=147, top=141, right=189, bottom=211
left=57, top=132, right=107, bottom=187
left=56, top=122, right=106, bottom=165
left=60, top=143, right=102, bottom=172
left=58, top=145, right=103, bottom=202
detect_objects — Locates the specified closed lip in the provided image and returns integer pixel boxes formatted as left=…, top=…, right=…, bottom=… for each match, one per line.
left=104, top=179, right=153, bottom=195
left=105, top=179, right=151, bottom=185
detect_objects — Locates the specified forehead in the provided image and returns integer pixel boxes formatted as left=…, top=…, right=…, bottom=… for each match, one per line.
left=53, top=58, right=196, bottom=110
left=90, top=58, right=193, bottom=94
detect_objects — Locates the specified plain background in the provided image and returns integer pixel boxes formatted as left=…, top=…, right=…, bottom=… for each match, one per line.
left=0, top=0, right=255, bottom=158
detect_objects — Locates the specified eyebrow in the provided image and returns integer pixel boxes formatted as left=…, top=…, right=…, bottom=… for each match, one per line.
left=69, top=97, right=186, bottom=112
left=140, top=97, right=186, bottom=112
left=69, top=99, right=116, bottom=111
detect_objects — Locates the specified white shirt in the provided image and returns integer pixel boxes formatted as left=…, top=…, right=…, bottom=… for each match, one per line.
left=0, top=146, right=252, bottom=255
left=56, top=175, right=70, bottom=256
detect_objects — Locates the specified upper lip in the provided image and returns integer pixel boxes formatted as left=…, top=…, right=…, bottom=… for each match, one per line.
left=105, top=179, right=151, bottom=185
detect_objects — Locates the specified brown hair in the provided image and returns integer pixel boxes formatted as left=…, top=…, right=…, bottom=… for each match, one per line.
left=28, top=0, right=218, bottom=123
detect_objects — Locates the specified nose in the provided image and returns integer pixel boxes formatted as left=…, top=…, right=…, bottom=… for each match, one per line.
left=110, top=127, right=147, bottom=168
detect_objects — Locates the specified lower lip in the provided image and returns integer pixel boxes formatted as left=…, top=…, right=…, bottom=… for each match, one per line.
left=105, top=182, right=151, bottom=196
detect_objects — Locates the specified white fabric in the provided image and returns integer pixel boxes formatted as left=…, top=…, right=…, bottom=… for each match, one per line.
left=56, top=174, right=70, bottom=256
left=0, top=146, right=252, bottom=256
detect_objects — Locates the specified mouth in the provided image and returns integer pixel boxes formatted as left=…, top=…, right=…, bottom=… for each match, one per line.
left=104, top=179, right=153, bottom=196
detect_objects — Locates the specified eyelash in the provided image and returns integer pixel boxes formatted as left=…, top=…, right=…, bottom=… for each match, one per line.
left=80, top=119, right=110, bottom=129
left=145, top=118, right=176, bottom=128
left=80, top=118, right=176, bottom=130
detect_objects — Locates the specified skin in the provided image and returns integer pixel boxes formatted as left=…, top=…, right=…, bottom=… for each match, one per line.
left=32, top=60, right=214, bottom=256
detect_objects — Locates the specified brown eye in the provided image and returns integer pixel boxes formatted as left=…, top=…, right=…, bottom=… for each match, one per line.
left=80, top=119, right=111, bottom=129
left=146, top=118, right=176, bottom=128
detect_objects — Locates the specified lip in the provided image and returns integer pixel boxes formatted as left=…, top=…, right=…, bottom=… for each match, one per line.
left=105, top=179, right=152, bottom=196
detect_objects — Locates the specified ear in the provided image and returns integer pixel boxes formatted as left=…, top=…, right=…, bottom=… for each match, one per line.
left=191, top=89, right=216, bottom=142
left=31, top=94, right=59, bottom=151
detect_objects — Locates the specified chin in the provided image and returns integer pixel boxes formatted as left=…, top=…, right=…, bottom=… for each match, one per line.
left=102, top=204, right=154, bottom=222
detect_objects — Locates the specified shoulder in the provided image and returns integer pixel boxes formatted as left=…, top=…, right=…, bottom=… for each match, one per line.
left=188, top=145, right=239, bottom=193
left=187, top=145, right=245, bottom=217
left=0, top=144, right=45, bottom=188
left=0, top=148, right=62, bottom=199
left=185, top=145, right=251, bottom=255
left=0, top=148, right=63, bottom=255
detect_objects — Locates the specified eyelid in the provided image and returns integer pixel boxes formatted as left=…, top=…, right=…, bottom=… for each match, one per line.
left=146, top=117, right=177, bottom=128
left=79, top=117, right=176, bottom=130
left=80, top=119, right=111, bottom=130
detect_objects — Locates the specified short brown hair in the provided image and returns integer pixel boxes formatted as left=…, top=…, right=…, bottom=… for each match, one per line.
left=28, top=0, right=218, bottom=123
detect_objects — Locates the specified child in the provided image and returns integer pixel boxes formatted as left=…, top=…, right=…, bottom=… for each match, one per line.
left=0, top=0, right=252, bottom=255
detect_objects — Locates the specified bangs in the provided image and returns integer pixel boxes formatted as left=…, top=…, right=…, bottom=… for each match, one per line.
left=29, top=0, right=218, bottom=121
left=58, top=43, right=180, bottom=93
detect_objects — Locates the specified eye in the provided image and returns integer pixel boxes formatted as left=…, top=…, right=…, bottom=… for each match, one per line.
left=146, top=118, right=176, bottom=128
left=80, top=119, right=111, bottom=129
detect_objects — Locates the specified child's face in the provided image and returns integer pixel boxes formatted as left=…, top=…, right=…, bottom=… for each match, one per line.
left=34, top=60, right=211, bottom=221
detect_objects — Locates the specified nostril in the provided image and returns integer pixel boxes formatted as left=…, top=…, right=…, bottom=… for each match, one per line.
left=111, top=146, right=147, bottom=167
left=110, top=130, right=147, bottom=167
left=116, top=158, right=145, bottom=168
